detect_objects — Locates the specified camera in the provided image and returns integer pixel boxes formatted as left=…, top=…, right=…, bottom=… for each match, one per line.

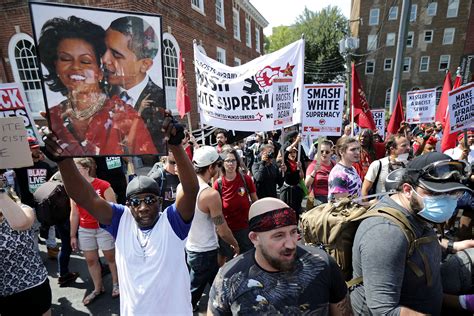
left=267, top=151, right=274, bottom=159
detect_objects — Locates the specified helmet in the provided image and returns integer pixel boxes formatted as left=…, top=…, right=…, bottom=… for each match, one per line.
left=385, top=168, right=407, bottom=192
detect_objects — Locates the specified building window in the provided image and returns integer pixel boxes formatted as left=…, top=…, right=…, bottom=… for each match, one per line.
left=163, top=34, right=180, bottom=113
left=234, top=57, right=241, bottom=66
left=386, top=33, right=396, bottom=46
left=435, top=86, right=442, bottom=104
left=216, top=47, right=226, bottom=64
left=385, top=89, right=391, bottom=108
left=369, top=8, right=380, bottom=25
left=427, top=2, right=437, bottom=16
left=365, top=60, right=375, bottom=74
left=255, top=27, right=260, bottom=53
left=389, top=6, right=398, bottom=20
left=443, top=28, right=455, bottom=45
left=8, top=33, right=44, bottom=117
left=439, top=55, right=450, bottom=70
left=384, top=58, right=393, bottom=71
left=447, top=0, right=459, bottom=18
left=403, top=57, right=411, bottom=72
left=191, top=0, right=205, bottom=14
left=233, top=8, right=240, bottom=40
left=245, top=15, right=252, bottom=47
left=406, top=31, right=414, bottom=47
left=215, top=0, right=225, bottom=27
left=410, top=4, right=417, bottom=22
left=367, top=34, right=377, bottom=51
left=424, top=30, right=433, bottom=43
left=419, top=56, right=430, bottom=72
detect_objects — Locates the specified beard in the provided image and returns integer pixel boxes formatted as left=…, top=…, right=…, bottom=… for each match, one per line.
left=409, top=194, right=424, bottom=213
left=260, top=246, right=296, bottom=272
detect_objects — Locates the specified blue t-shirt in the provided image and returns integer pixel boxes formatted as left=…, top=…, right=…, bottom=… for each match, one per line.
left=103, top=203, right=191, bottom=240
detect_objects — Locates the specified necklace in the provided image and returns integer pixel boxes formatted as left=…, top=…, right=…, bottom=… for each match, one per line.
left=66, top=93, right=106, bottom=120
left=137, top=228, right=153, bottom=250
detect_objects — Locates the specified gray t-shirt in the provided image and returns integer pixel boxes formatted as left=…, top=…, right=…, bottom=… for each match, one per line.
left=351, top=196, right=443, bottom=315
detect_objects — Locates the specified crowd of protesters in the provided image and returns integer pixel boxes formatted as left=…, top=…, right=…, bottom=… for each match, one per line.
left=2, top=117, right=474, bottom=315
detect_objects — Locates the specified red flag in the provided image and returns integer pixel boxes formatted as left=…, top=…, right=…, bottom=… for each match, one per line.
left=440, top=75, right=462, bottom=152
left=434, top=71, right=452, bottom=125
left=351, top=63, right=376, bottom=130
left=176, top=51, right=191, bottom=119
left=386, top=93, right=404, bottom=137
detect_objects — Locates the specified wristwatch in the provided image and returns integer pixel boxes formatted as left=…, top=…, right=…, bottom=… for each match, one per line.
left=447, top=239, right=455, bottom=254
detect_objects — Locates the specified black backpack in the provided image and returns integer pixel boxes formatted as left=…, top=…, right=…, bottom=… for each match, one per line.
left=33, top=181, right=71, bottom=226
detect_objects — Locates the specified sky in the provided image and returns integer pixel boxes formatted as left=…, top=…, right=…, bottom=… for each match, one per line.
left=250, top=0, right=351, bottom=36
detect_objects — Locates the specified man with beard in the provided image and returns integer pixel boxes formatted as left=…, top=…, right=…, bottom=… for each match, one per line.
left=215, top=129, right=228, bottom=154
left=351, top=152, right=473, bottom=315
left=208, top=198, right=351, bottom=315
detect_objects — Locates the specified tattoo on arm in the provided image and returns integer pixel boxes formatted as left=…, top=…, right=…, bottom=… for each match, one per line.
left=331, top=294, right=353, bottom=316
left=212, top=215, right=225, bottom=226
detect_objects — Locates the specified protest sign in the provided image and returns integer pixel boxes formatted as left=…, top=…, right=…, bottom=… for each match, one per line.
left=406, top=88, right=436, bottom=123
left=30, top=2, right=166, bottom=156
left=194, top=39, right=304, bottom=131
left=0, top=117, right=33, bottom=169
left=448, top=82, right=474, bottom=133
left=273, top=78, right=293, bottom=129
left=0, top=83, right=41, bottom=141
left=371, top=109, right=385, bottom=138
left=301, top=84, right=345, bottom=137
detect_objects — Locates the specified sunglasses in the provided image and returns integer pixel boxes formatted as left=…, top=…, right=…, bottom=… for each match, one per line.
left=127, top=195, right=158, bottom=207
left=320, top=150, right=331, bottom=154
left=418, top=160, right=471, bottom=182
left=224, top=159, right=237, bottom=164
left=168, top=160, right=177, bottom=165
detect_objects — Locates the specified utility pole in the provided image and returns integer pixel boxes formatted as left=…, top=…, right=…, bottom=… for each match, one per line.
left=389, top=0, right=411, bottom=114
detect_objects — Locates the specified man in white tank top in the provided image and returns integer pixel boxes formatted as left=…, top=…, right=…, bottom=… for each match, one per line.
left=186, top=146, right=239, bottom=312
left=44, top=116, right=199, bottom=315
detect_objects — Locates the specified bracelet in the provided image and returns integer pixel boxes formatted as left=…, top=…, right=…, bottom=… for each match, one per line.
left=447, top=239, right=455, bottom=254
left=310, top=175, right=315, bottom=179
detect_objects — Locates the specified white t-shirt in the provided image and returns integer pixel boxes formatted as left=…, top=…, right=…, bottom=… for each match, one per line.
left=364, top=157, right=390, bottom=194
left=444, top=146, right=474, bottom=164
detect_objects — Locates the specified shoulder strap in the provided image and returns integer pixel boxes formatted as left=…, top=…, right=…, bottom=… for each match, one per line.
left=239, top=172, right=253, bottom=204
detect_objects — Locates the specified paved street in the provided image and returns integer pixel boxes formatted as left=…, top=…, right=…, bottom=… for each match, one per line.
left=39, top=240, right=208, bottom=315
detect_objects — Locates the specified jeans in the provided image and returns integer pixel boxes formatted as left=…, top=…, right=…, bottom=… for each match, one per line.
left=186, top=249, right=219, bottom=308
left=55, top=221, right=72, bottom=277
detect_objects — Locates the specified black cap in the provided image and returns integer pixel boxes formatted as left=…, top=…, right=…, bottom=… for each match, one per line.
left=407, top=152, right=471, bottom=193
left=126, top=175, right=160, bottom=199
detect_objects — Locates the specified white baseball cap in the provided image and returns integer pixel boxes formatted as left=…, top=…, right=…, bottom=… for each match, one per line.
left=193, top=146, right=222, bottom=167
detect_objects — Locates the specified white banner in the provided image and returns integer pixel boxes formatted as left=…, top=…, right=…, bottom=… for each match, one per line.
left=406, top=88, right=436, bottom=123
left=272, top=78, right=294, bottom=129
left=371, top=109, right=385, bottom=138
left=448, top=82, right=474, bottom=133
left=301, top=84, right=345, bottom=137
left=194, top=39, right=304, bottom=131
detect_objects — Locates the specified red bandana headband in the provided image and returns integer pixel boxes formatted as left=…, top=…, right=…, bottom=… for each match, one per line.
left=249, top=207, right=297, bottom=232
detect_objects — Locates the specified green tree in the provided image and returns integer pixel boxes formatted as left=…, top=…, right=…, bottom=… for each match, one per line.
left=266, top=6, right=347, bottom=83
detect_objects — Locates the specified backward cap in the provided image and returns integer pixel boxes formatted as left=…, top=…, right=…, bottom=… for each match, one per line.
left=126, top=175, right=160, bottom=199
left=192, top=146, right=221, bottom=168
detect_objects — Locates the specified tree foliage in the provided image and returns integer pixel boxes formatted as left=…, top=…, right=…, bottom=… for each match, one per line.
left=266, top=6, right=348, bottom=83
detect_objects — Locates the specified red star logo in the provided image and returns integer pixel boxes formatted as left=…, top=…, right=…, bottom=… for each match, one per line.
left=255, top=113, right=263, bottom=121
left=280, top=63, right=295, bottom=77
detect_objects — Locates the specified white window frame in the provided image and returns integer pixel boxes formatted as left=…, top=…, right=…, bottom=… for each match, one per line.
left=447, top=0, right=459, bottom=18
left=439, top=55, right=451, bottom=71
left=443, top=28, right=455, bottom=45
left=234, top=57, right=241, bottom=66
left=406, top=31, right=414, bottom=47
left=216, top=47, right=226, bottom=64
left=410, top=4, right=417, bottom=22
left=162, top=33, right=181, bottom=114
left=403, top=57, right=411, bottom=72
left=419, top=56, right=430, bottom=72
left=385, top=89, right=391, bottom=108
left=365, top=59, right=375, bottom=74
left=8, top=33, right=45, bottom=118
left=386, top=33, right=396, bottom=46
left=215, top=0, right=225, bottom=27
left=233, top=8, right=240, bottom=41
left=367, top=34, right=377, bottom=51
left=424, top=30, right=433, bottom=43
left=369, top=8, right=380, bottom=25
left=191, top=0, right=205, bottom=15
left=435, top=86, right=443, bottom=104
left=245, top=15, right=252, bottom=48
left=384, top=58, right=393, bottom=71
left=389, top=6, right=398, bottom=20
left=427, top=2, right=437, bottom=16
left=255, top=27, right=261, bottom=53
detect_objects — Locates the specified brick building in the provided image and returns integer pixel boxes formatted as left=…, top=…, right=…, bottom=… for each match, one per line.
left=0, top=0, right=268, bottom=128
left=351, top=0, right=473, bottom=109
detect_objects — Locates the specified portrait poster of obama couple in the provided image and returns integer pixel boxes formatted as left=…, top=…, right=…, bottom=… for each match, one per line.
left=30, top=2, right=167, bottom=157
